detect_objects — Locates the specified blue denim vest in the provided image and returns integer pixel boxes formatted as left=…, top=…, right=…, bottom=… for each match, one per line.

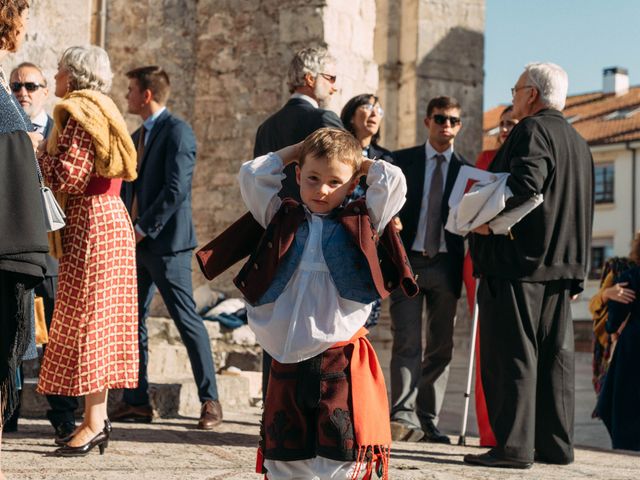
left=256, top=215, right=378, bottom=306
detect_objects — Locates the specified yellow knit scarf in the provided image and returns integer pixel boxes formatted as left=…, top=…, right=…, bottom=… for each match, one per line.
left=47, top=89, right=137, bottom=258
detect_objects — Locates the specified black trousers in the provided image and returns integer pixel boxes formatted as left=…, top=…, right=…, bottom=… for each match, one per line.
left=478, top=277, right=575, bottom=464
left=6, top=276, right=79, bottom=430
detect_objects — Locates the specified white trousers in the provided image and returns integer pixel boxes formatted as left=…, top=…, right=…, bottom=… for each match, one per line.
left=265, top=456, right=362, bottom=480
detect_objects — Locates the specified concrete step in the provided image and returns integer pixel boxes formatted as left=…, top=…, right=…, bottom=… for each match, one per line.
left=18, top=372, right=255, bottom=420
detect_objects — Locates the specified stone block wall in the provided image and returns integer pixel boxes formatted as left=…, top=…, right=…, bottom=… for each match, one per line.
left=376, top=0, right=485, bottom=160
left=4, top=0, right=93, bottom=112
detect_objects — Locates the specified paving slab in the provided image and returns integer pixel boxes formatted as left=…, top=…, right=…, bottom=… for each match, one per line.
left=3, top=410, right=639, bottom=480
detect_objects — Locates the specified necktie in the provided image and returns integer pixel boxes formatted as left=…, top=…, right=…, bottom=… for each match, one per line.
left=424, top=154, right=445, bottom=257
left=130, top=126, right=146, bottom=222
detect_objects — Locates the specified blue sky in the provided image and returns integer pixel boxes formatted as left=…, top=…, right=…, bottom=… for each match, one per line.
left=484, top=0, right=640, bottom=110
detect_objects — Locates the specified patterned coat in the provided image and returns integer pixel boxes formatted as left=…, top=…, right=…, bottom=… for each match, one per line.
left=37, top=118, right=139, bottom=396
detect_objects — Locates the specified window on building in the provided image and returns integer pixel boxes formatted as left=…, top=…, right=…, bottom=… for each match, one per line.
left=589, top=237, right=615, bottom=280
left=594, top=163, right=614, bottom=204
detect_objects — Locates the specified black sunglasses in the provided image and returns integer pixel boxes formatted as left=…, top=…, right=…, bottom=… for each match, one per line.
left=432, top=114, right=461, bottom=126
left=10, top=82, right=44, bottom=93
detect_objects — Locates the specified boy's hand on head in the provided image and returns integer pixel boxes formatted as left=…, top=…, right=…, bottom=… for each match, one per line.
left=358, top=159, right=375, bottom=178
left=276, top=141, right=304, bottom=166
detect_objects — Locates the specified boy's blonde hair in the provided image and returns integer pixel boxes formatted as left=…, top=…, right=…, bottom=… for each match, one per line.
left=299, top=127, right=362, bottom=174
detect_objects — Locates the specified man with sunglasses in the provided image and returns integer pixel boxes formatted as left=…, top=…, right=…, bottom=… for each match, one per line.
left=10, top=62, right=52, bottom=137
left=389, top=96, right=468, bottom=444
left=5, top=62, right=79, bottom=443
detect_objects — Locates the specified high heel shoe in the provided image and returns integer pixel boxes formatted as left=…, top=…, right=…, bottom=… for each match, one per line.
left=54, top=429, right=109, bottom=457
left=103, top=419, right=112, bottom=436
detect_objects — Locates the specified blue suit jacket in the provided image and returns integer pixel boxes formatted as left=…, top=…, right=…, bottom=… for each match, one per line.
left=121, top=109, right=198, bottom=255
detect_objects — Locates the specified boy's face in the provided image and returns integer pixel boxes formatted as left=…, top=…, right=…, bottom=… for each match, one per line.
left=295, top=154, right=359, bottom=214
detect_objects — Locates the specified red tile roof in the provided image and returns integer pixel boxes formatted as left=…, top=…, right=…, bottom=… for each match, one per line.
left=483, top=86, right=640, bottom=147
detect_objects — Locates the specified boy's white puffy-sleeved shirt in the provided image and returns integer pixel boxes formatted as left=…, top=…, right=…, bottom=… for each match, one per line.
left=238, top=153, right=407, bottom=363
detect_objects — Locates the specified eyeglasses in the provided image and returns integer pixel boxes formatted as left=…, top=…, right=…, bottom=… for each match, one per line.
left=10, top=82, right=44, bottom=93
left=360, top=103, right=384, bottom=117
left=319, top=73, right=337, bottom=84
left=431, top=114, right=461, bottom=126
left=511, top=85, right=534, bottom=97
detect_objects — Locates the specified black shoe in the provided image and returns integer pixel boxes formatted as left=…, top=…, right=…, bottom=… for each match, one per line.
left=534, top=451, right=573, bottom=465
left=464, top=451, right=533, bottom=469
left=53, top=421, right=77, bottom=446
left=390, top=420, right=424, bottom=442
left=420, top=419, right=451, bottom=444
left=2, top=416, right=18, bottom=433
left=54, top=424, right=110, bottom=457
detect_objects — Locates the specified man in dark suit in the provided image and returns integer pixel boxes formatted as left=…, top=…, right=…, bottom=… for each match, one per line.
left=253, top=46, right=344, bottom=395
left=465, top=63, right=594, bottom=469
left=5, top=62, right=78, bottom=442
left=114, top=66, right=222, bottom=430
left=254, top=46, right=344, bottom=198
left=389, top=96, right=468, bottom=444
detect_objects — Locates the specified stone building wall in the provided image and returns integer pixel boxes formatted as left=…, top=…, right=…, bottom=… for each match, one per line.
left=7, top=1, right=485, bottom=315
left=4, top=0, right=93, bottom=108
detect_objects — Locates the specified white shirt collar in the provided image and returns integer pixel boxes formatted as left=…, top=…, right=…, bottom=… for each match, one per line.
left=291, top=92, right=319, bottom=109
left=143, top=106, right=167, bottom=132
left=31, top=110, right=49, bottom=130
left=425, top=141, right=454, bottom=163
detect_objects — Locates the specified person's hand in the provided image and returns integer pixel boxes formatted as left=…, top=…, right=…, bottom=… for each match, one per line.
left=393, top=217, right=403, bottom=231
left=276, top=141, right=303, bottom=166
left=603, top=282, right=635, bottom=304
left=135, top=230, right=146, bottom=243
left=358, top=159, right=375, bottom=178
left=27, top=131, right=44, bottom=152
left=472, top=224, right=491, bottom=235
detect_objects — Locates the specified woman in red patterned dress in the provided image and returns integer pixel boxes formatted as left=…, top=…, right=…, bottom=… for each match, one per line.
left=36, top=46, right=139, bottom=457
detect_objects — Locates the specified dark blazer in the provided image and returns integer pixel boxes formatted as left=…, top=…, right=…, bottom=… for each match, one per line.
left=42, top=114, right=54, bottom=140
left=392, top=145, right=467, bottom=258
left=254, top=97, right=344, bottom=200
left=367, top=143, right=393, bottom=162
left=121, top=109, right=198, bottom=255
left=470, top=109, right=594, bottom=286
left=392, top=145, right=468, bottom=296
left=253, top=97, right=343, bottom=156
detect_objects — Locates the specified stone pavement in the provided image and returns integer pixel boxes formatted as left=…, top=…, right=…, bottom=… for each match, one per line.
left=3, top=410, right=639, bottom=480
left=4, top=351, right=639, bottom=479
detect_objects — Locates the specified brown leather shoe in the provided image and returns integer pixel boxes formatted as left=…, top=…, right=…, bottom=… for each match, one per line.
left=110, top=402, right=153, bottom=423
left=197, top=400, right=223, bottom=430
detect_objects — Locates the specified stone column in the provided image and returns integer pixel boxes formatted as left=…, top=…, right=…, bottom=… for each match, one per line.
left=376, top=0, right=485, bottom=159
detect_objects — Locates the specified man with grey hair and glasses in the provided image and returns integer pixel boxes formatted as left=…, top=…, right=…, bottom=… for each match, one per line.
left=253, top=46, right=344, bottom=199
left=466, top=62, right=594, bottom=469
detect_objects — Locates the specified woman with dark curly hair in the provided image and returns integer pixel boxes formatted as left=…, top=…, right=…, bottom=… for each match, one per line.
left=340, top=93, right=392, bottom=163
left=340, top=94, right=393, bottom=329
left=0, top=1, right=48, bottom=477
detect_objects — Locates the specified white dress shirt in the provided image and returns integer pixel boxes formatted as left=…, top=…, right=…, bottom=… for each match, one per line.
left=30, top=110, right=49, bottom=135
left=238, top=153, right=407, bottom=363
left=411, top=142, right=454, bottom=253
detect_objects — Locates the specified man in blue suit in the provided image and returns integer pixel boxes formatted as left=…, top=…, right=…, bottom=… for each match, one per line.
left=115, top=66, right=222, bottom=430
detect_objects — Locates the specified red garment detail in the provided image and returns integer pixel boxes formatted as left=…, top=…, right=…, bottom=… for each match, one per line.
left=85, top=176, right=123, bottom=196
left=463, top=149, right=498, bottom=447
